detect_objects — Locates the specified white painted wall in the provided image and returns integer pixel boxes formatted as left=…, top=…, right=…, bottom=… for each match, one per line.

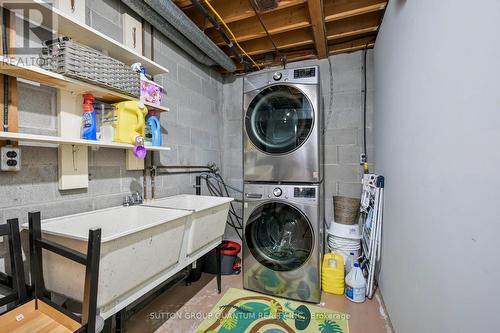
left=374, top=0, right=500, bottom=332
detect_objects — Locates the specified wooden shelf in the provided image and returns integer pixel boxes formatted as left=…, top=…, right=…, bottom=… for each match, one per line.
left=3, top=0, right=168, bottom=76
left=0, top=56, right=169, bottom=112
left=0, top=132, right=171, bottom=151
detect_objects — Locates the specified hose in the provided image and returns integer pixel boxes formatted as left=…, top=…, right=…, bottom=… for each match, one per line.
left=199, top=172, right=244, bottom=240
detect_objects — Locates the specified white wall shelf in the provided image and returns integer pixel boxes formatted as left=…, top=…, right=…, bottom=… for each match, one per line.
left=0, top=132, right=171, bottom=152
left=0, top=56, right=169, bottom=112
left=3, top=0, right=169, bottom=76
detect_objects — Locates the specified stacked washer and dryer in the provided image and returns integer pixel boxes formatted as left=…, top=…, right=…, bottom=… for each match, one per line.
left=242, top=66, right=324, bottom=303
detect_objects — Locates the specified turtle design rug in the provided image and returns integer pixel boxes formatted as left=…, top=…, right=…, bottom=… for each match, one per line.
left=196, top=288, right=349, bottom=333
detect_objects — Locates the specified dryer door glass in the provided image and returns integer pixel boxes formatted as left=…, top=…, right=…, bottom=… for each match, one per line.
left=246, top=202, right=313, bottom=271
left=246, top=85, right=314, bottom=154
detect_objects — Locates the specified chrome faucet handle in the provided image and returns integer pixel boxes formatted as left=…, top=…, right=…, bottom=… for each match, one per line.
left=123, top=195, right=132, bottom=206
left=132, top=191, right=143, bottom=204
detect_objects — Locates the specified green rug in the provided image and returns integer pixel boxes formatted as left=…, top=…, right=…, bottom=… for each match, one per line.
left=195, top=288, right=349, bottom=333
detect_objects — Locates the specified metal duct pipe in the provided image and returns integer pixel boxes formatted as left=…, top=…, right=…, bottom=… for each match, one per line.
left=144, top=0, right=236, bottom=72
left=122, top=0, right=215, bottom=66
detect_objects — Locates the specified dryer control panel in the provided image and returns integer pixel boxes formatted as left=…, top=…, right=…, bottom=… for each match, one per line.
left=245, top=184, right=319, bottom=204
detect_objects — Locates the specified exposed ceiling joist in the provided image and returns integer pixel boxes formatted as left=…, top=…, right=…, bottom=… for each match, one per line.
left=326, top=11, right=381, bottom=40
left=329, top=36, right=375, bottom=55
left=306, top=0, right=328, bottom=58
left=324, top=0, right=387, bottom=22
left=174, top=0, right=387, bottom=72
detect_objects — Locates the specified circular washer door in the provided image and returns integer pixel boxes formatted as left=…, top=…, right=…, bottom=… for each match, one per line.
left=245, top=85, right=314, bottom=155
left=245, top=202, right=314, bottom=272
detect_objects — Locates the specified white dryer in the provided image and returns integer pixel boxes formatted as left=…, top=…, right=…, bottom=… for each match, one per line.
left=243, top=66, right=323, bottom=183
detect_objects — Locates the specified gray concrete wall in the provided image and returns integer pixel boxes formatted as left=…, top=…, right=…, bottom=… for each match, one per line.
left=374, top=1, right=500, bottom=332
left=0, top=0, right=224, bottom=226
left=221, top=51, right=375, bottom=224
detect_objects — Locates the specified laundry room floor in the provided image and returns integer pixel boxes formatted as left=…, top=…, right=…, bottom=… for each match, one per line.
left=127, top=274, right=393, bottom=333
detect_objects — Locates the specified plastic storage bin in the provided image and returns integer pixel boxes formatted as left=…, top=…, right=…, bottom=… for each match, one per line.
left=144, top=195, right=234, bottom=257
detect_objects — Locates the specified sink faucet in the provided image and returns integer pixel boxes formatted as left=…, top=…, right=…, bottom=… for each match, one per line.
left=123, top=191, right=143, bottom=206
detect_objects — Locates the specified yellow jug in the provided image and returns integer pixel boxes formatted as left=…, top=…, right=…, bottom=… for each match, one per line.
left=113, top=101, right=147, bottom=144
left=322, top=252, right=345, bottom=295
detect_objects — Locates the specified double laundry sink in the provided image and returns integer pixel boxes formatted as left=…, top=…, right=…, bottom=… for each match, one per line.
left=22, top=194, right=233, bottom=319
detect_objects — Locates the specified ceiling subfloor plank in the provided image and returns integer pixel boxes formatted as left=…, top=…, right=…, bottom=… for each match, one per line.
left=324, top=0, right=387, bottom=22
left=329, top=36, right=375, bottom=55
left=207, top=4, right=311, bottom=45
left=327, top=26, right=379, bottom=41
left=306, top=0, right=328, bottom=58
left=227, top=27, right=314, bottom=57
left=184, top=0, right=306, bottom=29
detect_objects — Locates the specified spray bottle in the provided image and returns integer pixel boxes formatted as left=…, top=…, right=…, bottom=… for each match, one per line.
left=81, top=93, right=96, bottom=140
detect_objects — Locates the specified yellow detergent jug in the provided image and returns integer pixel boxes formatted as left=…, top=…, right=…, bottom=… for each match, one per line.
left=322, top=252, right=345, bottom=295
left=113, top=101, right=148, bottom=144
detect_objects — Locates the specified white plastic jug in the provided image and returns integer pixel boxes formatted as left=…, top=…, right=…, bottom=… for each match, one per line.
left=345, top=262, right=366, bottom=303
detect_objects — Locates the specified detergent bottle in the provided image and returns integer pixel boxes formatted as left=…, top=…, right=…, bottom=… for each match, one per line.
left=322, top=252, right=345, bottom=295
left=144, top=110, right=162, bottom=146
left=81, top=93, right=96, bottom=140
left=113, top=101, right=147, bottom=144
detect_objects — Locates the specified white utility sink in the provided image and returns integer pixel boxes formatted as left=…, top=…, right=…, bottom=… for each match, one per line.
left=23, top=205, right=192, bottom=316
left=144, top=195, right=234, bottom=257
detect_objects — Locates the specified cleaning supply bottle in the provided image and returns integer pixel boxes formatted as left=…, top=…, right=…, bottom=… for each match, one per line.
left=113, top=101, right=147, bottom=144
left=345, top=252, right=356, bottom=274
left=81, top=93, right=96, bottom=140
left=345, top=262, right=366, bottom=303
left=145, top=110, right=162, bottom=146
left=322, top=252, right=345, bottom=295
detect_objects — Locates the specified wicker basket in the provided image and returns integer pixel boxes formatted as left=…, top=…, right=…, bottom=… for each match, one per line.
left=41, top=38, right=140, bottom=98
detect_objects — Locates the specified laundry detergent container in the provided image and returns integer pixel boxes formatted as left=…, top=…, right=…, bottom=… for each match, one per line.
left=144, top=195, right=234, bottom=257
left=23, top=206, right=191, bottom=314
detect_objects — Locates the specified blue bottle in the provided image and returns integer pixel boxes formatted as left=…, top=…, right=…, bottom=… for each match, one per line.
left=81, top=94, right=97, bottom=140
left=145, top=111, right=162, bottom=146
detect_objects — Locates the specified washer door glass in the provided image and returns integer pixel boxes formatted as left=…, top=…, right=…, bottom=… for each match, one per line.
left=246, top=202, right=313, bottom=271
left=246, top=85, right=314, bottom=154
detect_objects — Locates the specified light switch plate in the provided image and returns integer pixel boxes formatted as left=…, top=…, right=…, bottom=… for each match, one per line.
left=1, top=146, right=21, bottom=171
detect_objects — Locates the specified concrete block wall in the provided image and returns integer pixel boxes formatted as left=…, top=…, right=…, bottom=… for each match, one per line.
left=220, top=50, right=375, bottom=223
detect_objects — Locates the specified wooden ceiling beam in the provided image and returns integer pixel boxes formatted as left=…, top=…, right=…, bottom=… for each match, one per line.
left=324, top=0, right=387, bottom=22
left=226, top=27, right=314, bottom=57
left=326, top=11, right=381, bottom=40
left=206, top=4, right=310, bottom=45
left=235, top=49, right=317, bottom=71
left=184, top=0, right=306, bottom=29
left=329, top=36, right=375, bottom=55
left=306, top=0, right=328, bottom=58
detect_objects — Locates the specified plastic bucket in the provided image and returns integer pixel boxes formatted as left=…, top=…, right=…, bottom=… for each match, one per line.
left=203, top=241, right=241, bottom=275
left=333, top=196, right=361, bottom=225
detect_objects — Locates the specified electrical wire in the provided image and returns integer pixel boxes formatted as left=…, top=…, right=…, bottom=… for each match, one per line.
left=362, top=39, right=374, bottom=173
left=322, top=55, right=334, bottom=135
left=203, top=0, right=261, bottom=70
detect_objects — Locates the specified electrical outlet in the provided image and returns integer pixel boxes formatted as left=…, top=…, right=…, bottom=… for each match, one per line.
left=360, top=153, right=367, bottom=165
left=1, top=146, right=21, bottom=171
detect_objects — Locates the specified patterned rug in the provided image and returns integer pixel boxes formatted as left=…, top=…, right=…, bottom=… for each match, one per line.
left=195, top=288, right=349, bottom=333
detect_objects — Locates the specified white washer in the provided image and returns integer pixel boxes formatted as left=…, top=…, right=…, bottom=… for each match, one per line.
left=243, top=183, right=324, bottom=303
left=243, top=66, right=323, bottom=183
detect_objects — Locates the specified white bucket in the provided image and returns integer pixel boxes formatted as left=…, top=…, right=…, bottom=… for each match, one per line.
left=328, top=233, right=361, bottom=261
